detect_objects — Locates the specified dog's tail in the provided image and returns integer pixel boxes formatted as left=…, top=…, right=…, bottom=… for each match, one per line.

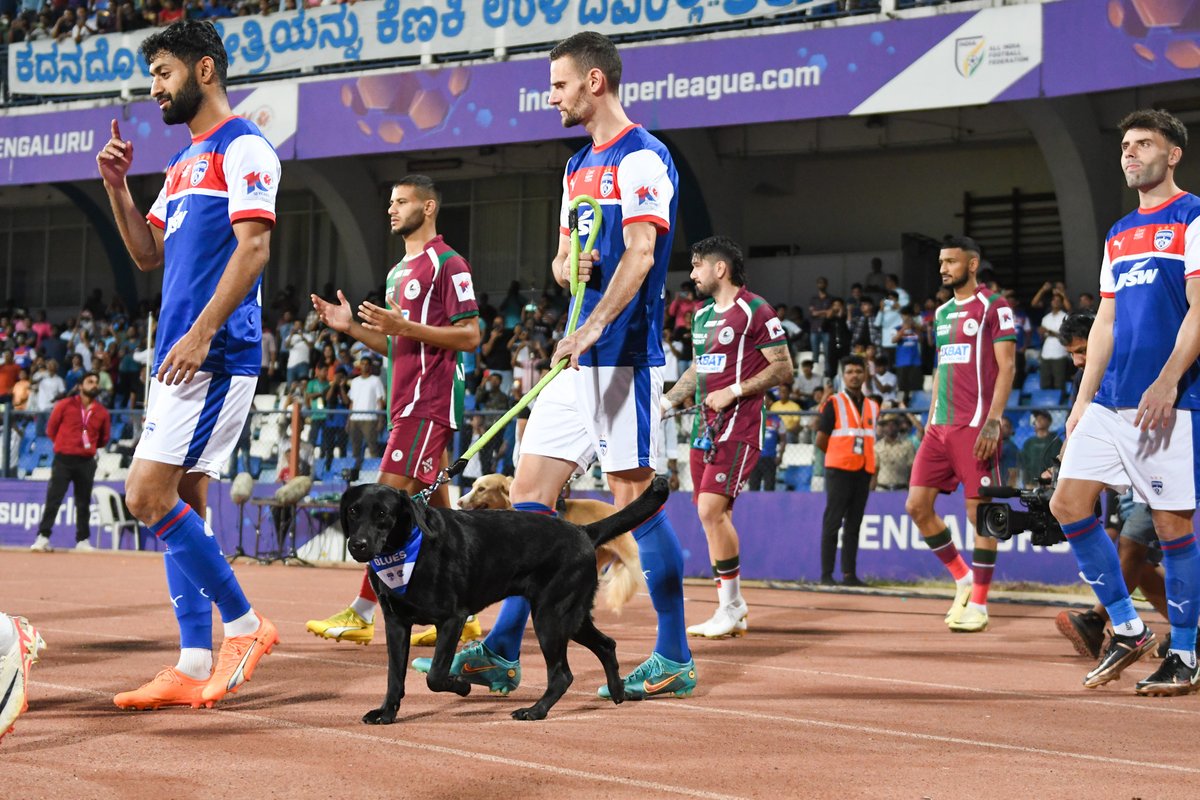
left=582, top=476, right=670, bottom=549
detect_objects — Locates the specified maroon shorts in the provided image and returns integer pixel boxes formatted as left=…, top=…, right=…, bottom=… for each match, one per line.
left=690, top=441, right=759, bottom=504
left=910, top=423, right=1002, bottom=499
left=381, top=417, right=454, bottom=485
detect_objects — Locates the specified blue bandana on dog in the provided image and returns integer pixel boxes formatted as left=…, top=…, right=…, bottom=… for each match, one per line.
left=368, top=526, right=423, bottom=595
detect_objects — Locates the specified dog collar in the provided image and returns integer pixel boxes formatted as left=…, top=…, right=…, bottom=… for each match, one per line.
left=368, top=526, right=423, bottom=595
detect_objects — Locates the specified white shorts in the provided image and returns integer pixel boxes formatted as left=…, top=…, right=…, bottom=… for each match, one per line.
left=134, top=372, right=257, bottom=478
left=1059, top=403, right=1199, bottom=510
left=520, top=365, right=662, bottom=473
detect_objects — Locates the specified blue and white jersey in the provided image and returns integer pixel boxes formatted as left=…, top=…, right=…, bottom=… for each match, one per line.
left=147, top=115, right=281, bottom=376
left=558, top=124, right=677, bottom=367
left=1096, top=192, right=1200, bottom=409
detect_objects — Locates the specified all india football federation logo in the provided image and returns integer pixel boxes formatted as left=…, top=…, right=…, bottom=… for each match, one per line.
left=1154, top=228, right=1175, bottom=251
left=954, top=36, right=986, bottom=78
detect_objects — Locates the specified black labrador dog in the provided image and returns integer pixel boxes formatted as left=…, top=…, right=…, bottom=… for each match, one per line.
left=342, top=476, right=669, bottom=722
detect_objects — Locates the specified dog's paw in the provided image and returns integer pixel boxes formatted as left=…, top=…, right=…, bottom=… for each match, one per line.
left=511, top=706, right=547, bottom=721
left=449, top=677, right=471, bottom=697
left=609, top=686, right=625, bottom=705
left=361, top=707, right=398, bottom=725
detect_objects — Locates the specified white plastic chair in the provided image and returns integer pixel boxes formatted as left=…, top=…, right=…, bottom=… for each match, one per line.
left=92, top=485, right=141, bottom=550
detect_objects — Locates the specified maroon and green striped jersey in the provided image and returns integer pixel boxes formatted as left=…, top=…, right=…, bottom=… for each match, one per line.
left=383, top=235, right=479, bottom=431
left=691, top=287, right=787, bottom=447
left=930, top=287, right=1016, bottom=427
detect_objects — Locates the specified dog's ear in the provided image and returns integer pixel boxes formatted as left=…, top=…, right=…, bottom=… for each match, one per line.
left=396, top=491, right=441, bottom=539
left=340, top=484, right=365, bottom=537
left=502, top=475, right=513, bottom=495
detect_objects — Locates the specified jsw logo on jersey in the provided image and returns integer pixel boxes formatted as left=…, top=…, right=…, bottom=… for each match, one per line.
left=164, top=208, right=188, bottom=240
left=1115, top=258, right=1159, bottom=291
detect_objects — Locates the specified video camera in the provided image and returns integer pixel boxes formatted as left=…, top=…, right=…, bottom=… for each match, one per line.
left=976, top=468, right=1065, bottom=547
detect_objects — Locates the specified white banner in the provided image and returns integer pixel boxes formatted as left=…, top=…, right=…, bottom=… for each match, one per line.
left=7, top=0, right=806, bottom=96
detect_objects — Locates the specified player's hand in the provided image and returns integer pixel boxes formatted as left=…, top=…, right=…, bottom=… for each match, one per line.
left=1135, top=378, right=1177, bottom=432
left=565, top=249, right=598, bottom=286
left=157, top=328, right=210, bottom=385
left=551, top=323, right=602, bottom=370
left=1064, top=401, right=1088, bottom=439
left=96, top=119, right=134, bottom=187
left=311, top=290, right=353, bottom=333
left=705, top=387, right=737, bottom=412
left=358, top=297, right=410, bottom=337
left=972, top=418, right=1001, bottom=461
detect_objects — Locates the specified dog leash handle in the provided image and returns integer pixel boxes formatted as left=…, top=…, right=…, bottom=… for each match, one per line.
left=417, top=198, right=602, bottom=503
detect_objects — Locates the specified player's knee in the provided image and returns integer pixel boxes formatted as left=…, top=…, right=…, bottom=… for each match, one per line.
left=904, top=495, right=930, bottom=524
left=1047, top=488, right=1080, bottom=524
left=124, top=485, right=170, bottom=525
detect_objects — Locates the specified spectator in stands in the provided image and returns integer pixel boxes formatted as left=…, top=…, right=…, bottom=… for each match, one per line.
left=158, top=0, right=184, bottom=23
left=480, top=315, right=514, bottom=393
left=116, top=330, right=142, bottom=408
left=346, top=358, right=384, bottom=478
left=474, top=371, right=510, bottom=412
left=1038, top=289, right=1070, bottom=392
left=999, top=416, right=1019, bottom=487
left=892, top=306, right=923, bottom=404
left=1020, top=409, right=1062, bottom=488
left=794, top=358, right=823, bottom=408
left=30, top=372, right=110, bottom=553
left=285, top=318, right=314, bottom=385
left=64, top=353, right=86, bottom=394
left=849, top=297, right=877, bottom=351
left=92, top=352, right=115, bottom=406
left=12, top=368, right=31, bottom=412
left=874, top=414, right=916, bottom=491
left=808, top=276, right=833, bottom=369
left=1077, top=292, right=1095, bottom=312
left=32, top=358, right=65, bottom=415
left=863, top=257, right=886, bottom=298
left=259, top=318, right=278, bottom=392
left=320, top=367, right=351, bottom=473
left=69, top=6, right=93, bottom=41
left=304, top=364, right=329, bottom=445
left=0, top=350, right=19, bottom=406
left=499, top=281, right=524, bottom=330
left=769, top=384, right=803, bottom=442
left=509, top=324, right=545, bottom=392
left=1030, top=280, right=1071, bottom=312
left=114, top=0, right=147, bottom=31
left=885, top=274, right=910, bottom=309
left=667, top=282, right=698, bottom=337
left=824, top=297, right=852, bottom=386
left=869, top=355, right=898, bottom=405
left=40, top=322, right=66, bottom=365
left=875, top=290, right=903, bottom=364
left=747, top=412, right=783, bottom=492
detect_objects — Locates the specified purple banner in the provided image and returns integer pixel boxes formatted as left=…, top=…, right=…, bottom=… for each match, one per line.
left=1043, top=0, right=1200, bottom=96
left=2, top=479, right=1079, bottom=585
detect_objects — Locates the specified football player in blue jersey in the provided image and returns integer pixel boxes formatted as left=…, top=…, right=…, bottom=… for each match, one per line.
left=97, top=20, right=280, bottom=710
left=1050, top=109, right=1200, bottom=696
left=413, top=31, right=696, bottom=701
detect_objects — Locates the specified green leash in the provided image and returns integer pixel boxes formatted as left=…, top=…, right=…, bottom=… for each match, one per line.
left=416, top=195, right=602, bottom=501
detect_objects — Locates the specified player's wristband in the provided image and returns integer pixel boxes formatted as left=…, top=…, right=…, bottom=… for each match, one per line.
left=660, top=396, right=674, bottom=413
left=730, top=382, right=744, bottom=398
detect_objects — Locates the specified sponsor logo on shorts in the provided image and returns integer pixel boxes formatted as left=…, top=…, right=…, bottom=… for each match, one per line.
left=980, top=476, right=991, bottom=487
left=390, top=449, right=403, bottom=462
left=718, top=327, right=735, bottom=345
left=599, top=437, right=608, bottom=456
left=938, top=343, right=972, bottom=363
left=143, top=422, right=156, bottom=438
left=404, top=278, right=422, bottom=300
left=715, top=473, right=727, bottom=483
left=1151, top=477, right=1164, bottom=495
left=420, top=457, right=434, bottom=475
left=695, top=353, right=726, bottom=374
left=962, top=318, right=979, bottom=336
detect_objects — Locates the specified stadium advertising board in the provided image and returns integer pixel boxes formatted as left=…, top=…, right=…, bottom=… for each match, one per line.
left=6, top=0, right=808, bottom=96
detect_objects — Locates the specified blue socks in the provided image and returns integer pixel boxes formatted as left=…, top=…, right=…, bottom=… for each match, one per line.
left=1162, top=533, right=1200, bottom=654
left=151, top=500, right=251, bottom=624
left=1062, top=516, right=1139, bottom=628
left=482, top=501, right=552, bottom=662
left=633, top=509, right=691, bottom=664
left=164, top=550, right=212, bottom=650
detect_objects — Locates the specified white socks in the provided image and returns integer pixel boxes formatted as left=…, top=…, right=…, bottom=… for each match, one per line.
left=176, top=648, right=213, bottom=680
left=1114, top=617, right=1146, bottom=637
left=350, top=597, right=376, bottom=623
left=223, top=609, right=260, bottom=638
left=717, top=575, right=743, bottom=609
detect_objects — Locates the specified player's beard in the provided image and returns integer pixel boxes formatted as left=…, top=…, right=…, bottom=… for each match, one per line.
left=559, top=94, right=592, bottom=128
left=390, top=208, right=424, bottom=238
left=1124, top=156, right=1167, bottom=190
left=942, top=270, right=971, bottom=291
left=160, top=71, right=204, bottom=126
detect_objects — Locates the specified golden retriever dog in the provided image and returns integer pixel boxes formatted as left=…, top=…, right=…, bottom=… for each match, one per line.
left=459, top=474, right=643, bottom=613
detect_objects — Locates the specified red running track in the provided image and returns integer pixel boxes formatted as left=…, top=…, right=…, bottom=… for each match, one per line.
left=2, top=549, right=1197, bottom=799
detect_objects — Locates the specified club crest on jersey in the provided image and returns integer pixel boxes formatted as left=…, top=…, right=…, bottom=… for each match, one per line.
left=962, top=318, right=980, bottom=336
left=404, top=278, right=422, bottom=300
left=1151, top=478, right=1164, bottom=495
left=1154, top=229, right=1174, bottom=251
left=718, top=327, right=735, bottom=345
left=390, top=449, right=403, bottom=462
left=695, top=353, right=726, bottom=373
left=190, top=158, right=209, bottom=187
left=938, top=343, right=972, bottom=363
left=600, top=172, right=614, bottom=197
